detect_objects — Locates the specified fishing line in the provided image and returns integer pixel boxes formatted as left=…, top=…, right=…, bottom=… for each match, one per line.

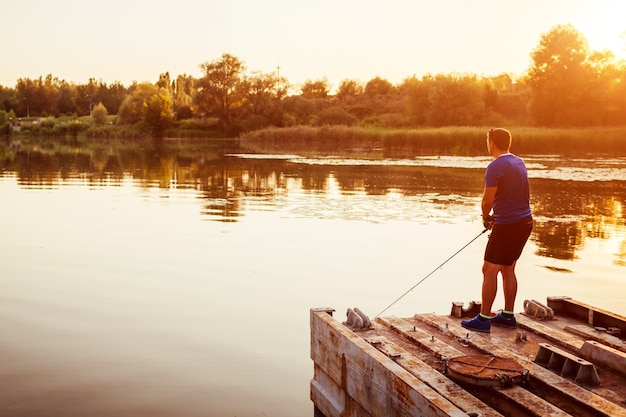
left=374, top=228, right=488, bottom=318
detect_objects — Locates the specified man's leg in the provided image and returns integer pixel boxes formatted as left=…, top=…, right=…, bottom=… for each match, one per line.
left=500, top=261, right=518, bottom=312
left=480, top=260, right=501, bottom=316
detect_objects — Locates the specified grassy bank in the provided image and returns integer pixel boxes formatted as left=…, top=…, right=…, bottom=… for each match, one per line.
left=241, top=126, right=626, bottom=156
left=5, top=115, right=224, bottom=140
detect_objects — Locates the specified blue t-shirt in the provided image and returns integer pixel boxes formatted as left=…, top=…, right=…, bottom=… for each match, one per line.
left=485, top=154, right=531, bottom=224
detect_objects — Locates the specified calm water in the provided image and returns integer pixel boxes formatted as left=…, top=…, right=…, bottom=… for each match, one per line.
left=1, top=144, right=625, bottom=416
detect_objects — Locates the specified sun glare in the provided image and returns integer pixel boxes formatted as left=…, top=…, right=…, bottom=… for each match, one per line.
left=573, top=7, right=626, bottom=59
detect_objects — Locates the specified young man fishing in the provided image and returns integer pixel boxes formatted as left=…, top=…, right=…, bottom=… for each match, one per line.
left=462, top=128, right=533, bottom=333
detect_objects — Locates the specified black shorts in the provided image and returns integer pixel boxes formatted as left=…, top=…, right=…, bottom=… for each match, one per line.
left=484, top=216, right=533, bottom=266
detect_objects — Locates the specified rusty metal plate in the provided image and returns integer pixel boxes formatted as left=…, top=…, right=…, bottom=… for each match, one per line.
left=447, top=354, right=529, bottom=387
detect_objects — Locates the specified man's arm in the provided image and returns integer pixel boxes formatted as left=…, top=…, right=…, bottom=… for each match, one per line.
left=482, top=186, right=497, bottom=220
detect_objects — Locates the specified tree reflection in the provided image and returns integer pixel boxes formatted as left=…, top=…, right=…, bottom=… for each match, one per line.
left=532, top=221, right=582, bottom=260
left=530, top=179, right=626, bottom=261
left=2, top=142, right=624, bottom=264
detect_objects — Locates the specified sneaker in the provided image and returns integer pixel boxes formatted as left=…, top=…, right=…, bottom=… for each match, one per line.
left=490, top=312, right=517, bottom=329
left=461, top=315, right=490, bottom=333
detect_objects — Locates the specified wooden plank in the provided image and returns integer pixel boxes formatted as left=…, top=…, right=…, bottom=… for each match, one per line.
left=565, top=324, right=626, bottom=353
left=547, top=297, right=626, bottom=336
left=516, top=314, right=584, bottom=351
left=311, top=364, right=353, bottom=417
left=497, top=386, right=573, bottom=417
left=415, top=313, right=626, bottom=417
left=379, top=316, right=579, bottom=417
left=310, top=309, right=469, bottom=417
left=377, top=316, right=465, bottom=360
left=373, top=318, right=504, bottom=417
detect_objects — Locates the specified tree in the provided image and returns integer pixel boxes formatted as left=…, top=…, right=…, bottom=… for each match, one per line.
left=156, top=72, right=172, bottom=91
left=364, top=77, right=394, bottom=96
left=0, top=85, right=18, bottom=113
left=118, top=83, right=158, bottom=124
left=116, top=83, right=173, bottom=138
left=15, top=78, right=37, bottom=117
left=281, top=95, right=320, bottom=125
left=98, top=81, right=127, bottom=116
left=14, top=76, right=69, bottom=117
left=195, top=53, right=246, bottom=133
left=74, top=78, right=99, bottom=116
left=401, top=76, right=429, bottom=125
left=91, top=102, right=108, bottom=125
left=142, top=88, right=173, bottom=138
left=172, top=74, right=195, bottom=118
left=424, top=74, right=486, bottom=126
left=237, top=70, right=287, bottom=129
left=527, top=24, right=595, bottom=126
left=56, top=79, right=76, bottom=115
left=604, top=59, right=626, bottom=124
left=300, top=78, right=329, bottom=99
left=315, top=106, right=357, bottom=126
left=40, top=74, right=60, bottom=116
left=336, top=79, right=364, bottom=101
left=585, top=49, right=625, bottom=125
left=485, top=75, right=531, bottom=124
left=243, top=70, right=277, bottom=115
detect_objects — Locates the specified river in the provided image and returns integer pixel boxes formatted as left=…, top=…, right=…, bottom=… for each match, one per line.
left=1, top=142, right=625, bottom=416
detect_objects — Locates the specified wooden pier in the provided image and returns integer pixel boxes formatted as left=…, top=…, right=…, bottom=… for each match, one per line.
left=310, top=296, right=626, bottom=417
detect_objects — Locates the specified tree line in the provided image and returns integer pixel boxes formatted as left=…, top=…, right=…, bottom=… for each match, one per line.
left=1, top=24, right=625, bottom=138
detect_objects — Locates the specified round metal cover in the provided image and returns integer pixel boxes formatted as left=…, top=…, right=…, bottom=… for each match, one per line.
left=446, top=354, right=528, bottom=387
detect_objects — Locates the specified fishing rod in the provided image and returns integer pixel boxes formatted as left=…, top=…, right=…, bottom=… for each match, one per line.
left=374, top=228, right=488, bottom=318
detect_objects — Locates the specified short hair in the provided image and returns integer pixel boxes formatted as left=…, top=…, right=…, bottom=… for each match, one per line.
left=488, top=128, right=511, bottom=151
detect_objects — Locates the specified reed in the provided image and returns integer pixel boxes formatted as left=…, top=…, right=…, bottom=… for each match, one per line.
left=241, top=126, right=626, bottom=156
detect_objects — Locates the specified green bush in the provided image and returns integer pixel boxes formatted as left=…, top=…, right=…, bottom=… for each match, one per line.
left=40, top=118, right=56, bottom=129
left=92, top=103, right=109, bottom=126
left=315, top=107, right=357, bottom=126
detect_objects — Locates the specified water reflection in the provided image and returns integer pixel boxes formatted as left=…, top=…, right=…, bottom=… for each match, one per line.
left=2, top=142, right=625, bottom=265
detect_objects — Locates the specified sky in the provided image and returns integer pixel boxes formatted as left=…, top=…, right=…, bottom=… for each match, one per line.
left=3, top=0, right=626, bottom=91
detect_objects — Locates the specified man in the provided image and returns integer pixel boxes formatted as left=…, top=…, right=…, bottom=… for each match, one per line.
left=461, top=128, right=533, bottom=333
